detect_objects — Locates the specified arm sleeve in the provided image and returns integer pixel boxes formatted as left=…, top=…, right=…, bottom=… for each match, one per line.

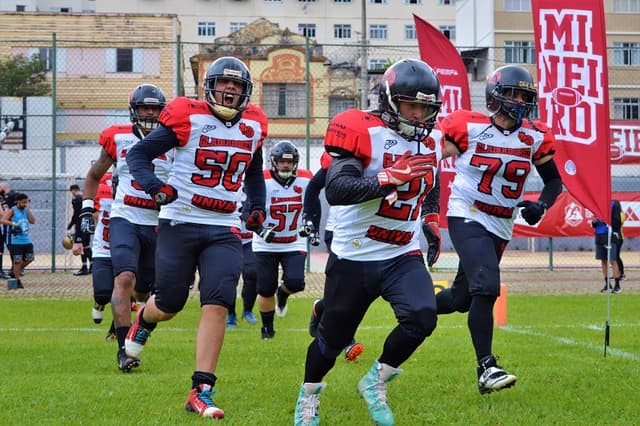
left=325, top=155, right=395, bottom=205
left=535, top=158, right=563, bottom=208
left=126, top=125, right=179, bottom=195
left=303, top=168, right=326, bottom=226
left=244, top=147, right=266, bottom=212
left=421, top=173, right=440, bottom=216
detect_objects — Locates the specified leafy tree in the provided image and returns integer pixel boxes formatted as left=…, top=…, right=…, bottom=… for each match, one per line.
left=0, top=54, right=51, bottom=97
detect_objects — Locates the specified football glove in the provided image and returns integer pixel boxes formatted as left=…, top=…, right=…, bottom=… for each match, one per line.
left=422, top=213, right=441, bottom=267
left=79, top=199, right=96, bottom=234
left=517, top=200, right=546, bottom=226
left=257, top=225, right=276, bottom=243
left=153, top=184, right=178, bottom=207
left=377, top=151, right=434, bottom=186
left=245, top=209, right=266, bottom=232
left=299, top=219, right=316, bottom=238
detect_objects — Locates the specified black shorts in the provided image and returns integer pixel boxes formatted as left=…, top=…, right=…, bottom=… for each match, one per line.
left=8, top=243, right=34, bottom=263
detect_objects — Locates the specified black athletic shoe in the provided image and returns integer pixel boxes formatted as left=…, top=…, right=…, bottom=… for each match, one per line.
left=261, top=326, right=275, bottom=340
left=117, top=349, right=140, bottom=373
left=74, top=266, right=90, bottom=276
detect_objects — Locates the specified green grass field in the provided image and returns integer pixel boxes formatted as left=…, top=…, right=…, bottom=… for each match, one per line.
left=1, top=294, right=638, bottom=425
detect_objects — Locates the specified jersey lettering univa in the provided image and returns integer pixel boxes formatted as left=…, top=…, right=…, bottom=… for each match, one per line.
left=91, top=172, right=113, bottom=258
left=157, top=97, right=268, bottom=226
left=439, top=109, right=555, bottom=240
left=252, top=169, right=312, bottom=253
left=100, top=124, right=174, bottom=226
left=325, top=109, right=441, bottom=261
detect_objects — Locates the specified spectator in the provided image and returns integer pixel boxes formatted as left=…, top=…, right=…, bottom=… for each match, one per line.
left=68, top=183, right=92, bottom=275
left=614, top=200, right=626, bottom=281
left=592, top=200, right=623, bottom=293
left=0, top=182, right=16, bottom=279
left=1, top=192, right=36, bottom=289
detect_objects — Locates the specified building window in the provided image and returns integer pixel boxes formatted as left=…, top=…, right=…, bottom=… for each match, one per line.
left=504, top=40, right=535, bottom=64
left=329, top=97, right=356, bottom=117
left=405, top=25, right=416, bottom=40
left=16, top=5, right=26, bottom=11
left=334, top=0, right=352, bottom=2
left=334, top=24, right=352, bottom=39
left=369, top=59, right=388, bottom=71
left=439, top=25, right=456, bottom=40
left=613, top=42, right=640, bottom=65
left=439, top=0, right=455, bottom=4
left=613, top=98, right=640, bottom=120
left=406, top=0, right=423, bottom=4
left=504, top=0, right=530, bottom=11
left=370, top=0, right=388, bottom=3
left=262, top=83, right=306, bottom=118
left=230, top=22, right=246, bottom=33
left=197, top=22, right=216, bottom=37
left=117, top=48, right=133, bottom=72
left=298, top=24, right=317, bottom=38
left=369, top=25, right=388, bottom=40
left=29, top=48, right=52, bottom=70
left=613, top=0, right=640, bottom=12
left=299, top=0, right=316, bottom=2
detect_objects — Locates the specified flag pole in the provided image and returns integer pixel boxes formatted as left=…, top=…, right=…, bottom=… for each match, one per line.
left=603, top=226, right=612, bottom=357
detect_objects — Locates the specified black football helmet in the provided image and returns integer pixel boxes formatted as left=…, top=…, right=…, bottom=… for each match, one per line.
left=129, top=84, right=166, bottom=134
left=205, top=56, right=253, bottom=122
left=486, top=65, right=537, bottom=125
left=270, top=141, right=299, bottom=182
left=378, top=58, right=442, bottom=141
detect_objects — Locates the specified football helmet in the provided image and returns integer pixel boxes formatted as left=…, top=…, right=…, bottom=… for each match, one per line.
left=204, top=56, right=253, bottom=122
left=378, top=58, right=442, bottom=140
left=129, top=84, right=166, bottom=134
left=270, top=141, right=299, bottom=181
left=486, top=65, right=537, bottom=125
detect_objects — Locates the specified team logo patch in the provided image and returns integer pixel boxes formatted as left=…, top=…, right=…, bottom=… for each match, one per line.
left=239, top=122, right=254, bottom=138
left=202, top=124, right=217, bottom=133
left=384, top=139, right=398, bottom=150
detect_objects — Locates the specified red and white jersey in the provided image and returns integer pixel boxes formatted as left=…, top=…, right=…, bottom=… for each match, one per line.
left=157, top=97, right=268, bottom=226
left=252, top=169, right=313, bottom=253
left=325, top=109, right=441, bottom=261
left=91, top=172, right=113, bottom=258
left=100, top=124, right=174, bottom=226
left=440, top=109, right=555, bottom=240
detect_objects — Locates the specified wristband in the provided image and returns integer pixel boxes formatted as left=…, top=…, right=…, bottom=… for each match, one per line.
left=82, top=199, right=94, bottom=210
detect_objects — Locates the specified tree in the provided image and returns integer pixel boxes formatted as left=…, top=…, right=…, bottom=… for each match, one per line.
left=0, top=54, right=51, bottom=97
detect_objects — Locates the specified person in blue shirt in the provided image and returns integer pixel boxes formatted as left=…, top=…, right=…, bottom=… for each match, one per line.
left=591, top=200, right=623, bottom=293
left=1, top=193, right=35, bottom=289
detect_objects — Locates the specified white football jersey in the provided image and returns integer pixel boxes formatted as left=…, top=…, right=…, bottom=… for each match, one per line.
left=252, top=169, right=313, bottom=253
left=440, top=109, right=555, bottom=240
left=91, top=173, right=114, bottom=258
left=325, top=109, right=441, bottom=261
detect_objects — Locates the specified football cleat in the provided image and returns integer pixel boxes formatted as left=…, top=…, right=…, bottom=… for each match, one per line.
left=344, top=342, right=365, bottom=362
left=185, top=384, right=224, bottom=419
left=261, top=326, right=275, bottom=340
left=275, top=285, right=288, bottom=318
left=117, top=349, right=140, bottom=373
left=477, top=355, right=517, bottom=394
left=294, top=382, right=326, bottom=426
left=242, top=311, right=258, bottom=325
left=358, top=361, right=401, bottom=426
left=226, top=313, right=237, bottom=329
left=92, top=303, right=105, bottom=324
left=125, top=308, right=152, bottom=358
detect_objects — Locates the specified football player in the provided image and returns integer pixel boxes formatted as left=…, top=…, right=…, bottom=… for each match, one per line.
left=436, top=64, right=562, bottom=394
left=253, top=140, right=313, bottom=339
left=125, top=56, right=268, bottom=419
left=294, top=58, right=442, bottom=426
left=79, top=83, right=171, bottom=373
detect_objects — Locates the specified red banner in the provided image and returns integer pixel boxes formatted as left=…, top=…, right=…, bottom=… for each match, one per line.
left=532, top=1, right=611, bottom=223
left=413, top=14, right=470, bottom=223
left=610, top=120, right=640, bottom=164
left=513, top=192, right=640, bottom=237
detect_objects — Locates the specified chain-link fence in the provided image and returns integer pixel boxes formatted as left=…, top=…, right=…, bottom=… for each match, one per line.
left=0, top=37, right=638, bottom=278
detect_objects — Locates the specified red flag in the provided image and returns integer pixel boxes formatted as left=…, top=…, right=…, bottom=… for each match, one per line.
left=531, top=1, right=611, bottom=223
left=413, top=14, right=471, bottom=226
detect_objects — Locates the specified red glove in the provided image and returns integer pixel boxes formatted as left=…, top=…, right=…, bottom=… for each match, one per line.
left=422, top=213, right=441, bottom=267
left=245, top=209, right=266, bottom=232
left=153, top=184, right=178, bottom=207
left=377, top=151, right=434, bottom=186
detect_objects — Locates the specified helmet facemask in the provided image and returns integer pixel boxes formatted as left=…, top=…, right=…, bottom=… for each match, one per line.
left=129, top=84, right=166, bottom=136
left=270, top=141, right=299, bottom=183
left=383, top=81, right=442, bottom=141
left=205, top=76, right=252, bottom=121
left=130, top=104, right=164, bottom=134
left=490, top=84, right=537, bottom=126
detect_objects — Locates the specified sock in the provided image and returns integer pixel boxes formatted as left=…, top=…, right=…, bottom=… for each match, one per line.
left=261, top=310, right=275, bottom=329
left=138, top=307, right=157, bottom=331
left=192, top=371, right=217, bottom=389
left=116, top=326, right=129, bottom=349
left=614, top=278, right=620, bottom=288
left=277, top=287, right=289, bottom=308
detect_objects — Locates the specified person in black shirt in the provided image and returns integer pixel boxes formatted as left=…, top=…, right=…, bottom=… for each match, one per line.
left=68, top=184, right=92, bottom=275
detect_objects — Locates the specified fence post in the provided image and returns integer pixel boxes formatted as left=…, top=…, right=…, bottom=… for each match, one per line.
left=305, top=36, right=311, bottom=272
left=548, top=237, right=553, bottom=271
left=50, top=32, right=58, bottom=272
